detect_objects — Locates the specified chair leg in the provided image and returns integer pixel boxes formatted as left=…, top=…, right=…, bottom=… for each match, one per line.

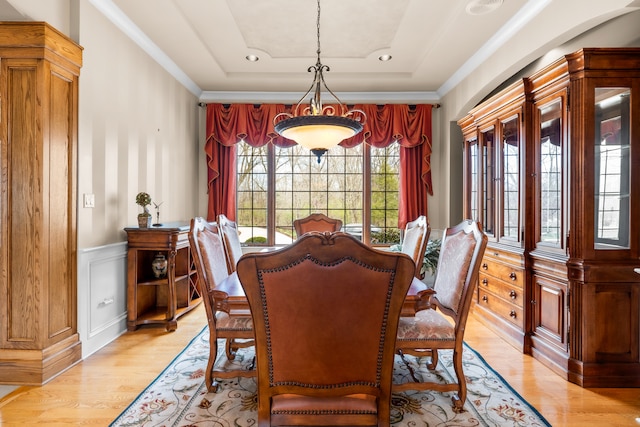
left=450, top=348, right=466, bottom=413
left=206, top=337, right=219, bottom=392
left=427, top=349, right=439, bottom=370
left=226, top=339, right=237, bottom=360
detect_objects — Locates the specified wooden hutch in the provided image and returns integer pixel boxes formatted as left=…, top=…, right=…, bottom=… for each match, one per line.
left=459, top=48, right=640, bottom=387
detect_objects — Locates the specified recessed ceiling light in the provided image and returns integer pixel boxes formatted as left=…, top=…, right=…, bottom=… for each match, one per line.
left=245, top=54, right=259, bottom=62
left=466, top=0, right=503, bottom=15
left=378, top=54, right=392, bottom=62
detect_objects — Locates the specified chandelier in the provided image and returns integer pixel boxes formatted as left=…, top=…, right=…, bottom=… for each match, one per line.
left=273, top=0, right=366, bottom=163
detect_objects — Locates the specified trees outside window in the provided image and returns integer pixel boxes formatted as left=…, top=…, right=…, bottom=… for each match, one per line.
left=236, top=141, right=400, bottom=246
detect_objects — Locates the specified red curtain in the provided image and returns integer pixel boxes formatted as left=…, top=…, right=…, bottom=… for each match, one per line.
left=205, top=103, right=433, bottom=227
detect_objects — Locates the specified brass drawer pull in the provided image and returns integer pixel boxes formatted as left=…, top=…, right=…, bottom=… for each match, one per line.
left=509, top=290, right=517, bottom=299
left=482, top=263, right=488, bottom=270
left=482, top=295, right=488, bottom=302
left=482, top=278, right=488, bottom=285
left=509, top=310, right=517, bottom=318
left=509, top=272, right=517, bottom=281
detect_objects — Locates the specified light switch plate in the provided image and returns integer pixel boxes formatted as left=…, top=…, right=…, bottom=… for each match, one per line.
left=83, top=193, right=95, bottom=208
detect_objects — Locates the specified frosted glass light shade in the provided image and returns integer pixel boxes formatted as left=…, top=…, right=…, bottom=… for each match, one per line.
left=274, top=115, right=363, bottom=162
left=280, top=124, right=356, bottom=150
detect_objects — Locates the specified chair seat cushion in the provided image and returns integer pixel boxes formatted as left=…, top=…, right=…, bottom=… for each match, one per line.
left=215, top=311, right=253, bottom=331
left=396, top=309, right=455, bottom=341
left=271, top=394, right=377, bottom=415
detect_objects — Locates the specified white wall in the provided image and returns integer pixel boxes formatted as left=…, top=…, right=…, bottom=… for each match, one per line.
left=76, top=2, right=200, bottom=248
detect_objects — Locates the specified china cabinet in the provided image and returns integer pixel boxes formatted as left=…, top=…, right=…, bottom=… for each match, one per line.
left=460, top=48, right=640, bottom=387
left=0, top=23, right=82, bottom=385
left=125, top=223, right=202, bottom=332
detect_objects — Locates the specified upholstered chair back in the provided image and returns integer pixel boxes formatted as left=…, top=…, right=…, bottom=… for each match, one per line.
left=218, top=214, right=244, bottom=273
left=191, top=218, right=229, bottom=294
left=293, top=213, right=342, bottom=238
left=400, top=215, right=430, bottom=277
left=432, top=221, right=486, bottom=321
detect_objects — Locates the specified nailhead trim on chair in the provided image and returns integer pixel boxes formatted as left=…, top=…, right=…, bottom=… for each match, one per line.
left=273, top=381, right=378, bottom=388
left=272, top=409, right=378, bottom=415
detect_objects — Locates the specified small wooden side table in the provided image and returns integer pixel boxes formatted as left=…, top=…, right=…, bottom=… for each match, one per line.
left=125, top=222, right=202, bottom=331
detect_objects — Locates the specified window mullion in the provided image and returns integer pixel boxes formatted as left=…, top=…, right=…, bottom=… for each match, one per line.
left=363, top=144, right=372, bottom=244
left=267, top=143, right=276, bottom=246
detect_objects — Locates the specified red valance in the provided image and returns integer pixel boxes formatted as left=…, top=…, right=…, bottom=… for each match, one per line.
left=204, top=103, right=433, bottom=228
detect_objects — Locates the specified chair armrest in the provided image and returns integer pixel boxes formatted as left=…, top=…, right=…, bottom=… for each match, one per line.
left=211, top=272, right=248, bottom=313
left=415, top=289, right=437, bottom=312
left=211, top=289, right=230, bottom=312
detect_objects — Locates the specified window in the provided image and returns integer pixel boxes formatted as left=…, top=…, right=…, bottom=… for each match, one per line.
left=236, top=142, right=400, bottom=246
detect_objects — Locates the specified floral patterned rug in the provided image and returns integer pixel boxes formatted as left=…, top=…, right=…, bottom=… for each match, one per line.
left=110, top=326, right=550, bottom=426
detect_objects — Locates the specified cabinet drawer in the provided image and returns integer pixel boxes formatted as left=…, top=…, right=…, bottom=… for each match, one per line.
left=478, top=273, right=523, bottom=308
left=479, top=260, right=523, bottom=286
left=477, top=288, right=523, bottom=328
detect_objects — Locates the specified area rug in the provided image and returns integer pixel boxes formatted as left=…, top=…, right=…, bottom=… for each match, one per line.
left=110, top=326, right=551, bottom=427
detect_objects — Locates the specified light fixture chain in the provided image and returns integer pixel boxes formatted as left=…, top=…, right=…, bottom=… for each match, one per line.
left=316, top=0, right=321, bottom=61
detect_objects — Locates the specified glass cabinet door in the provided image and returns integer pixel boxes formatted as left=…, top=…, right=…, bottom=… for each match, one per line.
left=468, top=139, right=479, bottom=222
left=594, top=87, right=631, bottom=249
left=501, top=116, right=520, bottom=241
left=481, top=128, right=495, bottom=237
left=537, top=99, right=563, bottom=247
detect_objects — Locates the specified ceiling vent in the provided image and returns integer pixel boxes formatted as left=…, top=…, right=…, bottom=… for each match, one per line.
left=466, top=0, right=504, bottom=15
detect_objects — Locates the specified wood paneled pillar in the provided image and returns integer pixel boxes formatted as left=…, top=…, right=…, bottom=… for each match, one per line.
left=0, top=22, right=82, bottom=385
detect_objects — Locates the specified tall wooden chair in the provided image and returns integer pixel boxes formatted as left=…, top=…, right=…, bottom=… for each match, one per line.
left=189, top=217, right=255, bottom=392
left=237, top=232, right=415, bottom=426
left=218, top=214, right=244, bottom=273
left=400, top=215, right=430, bottom=278
left=293, top=213, right=342, bottom=238
left=394, top=220, right=488, bottom=413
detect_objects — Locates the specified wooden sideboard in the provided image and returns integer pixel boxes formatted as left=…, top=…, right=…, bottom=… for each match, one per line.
left=125, top=223, right=202, bottom=331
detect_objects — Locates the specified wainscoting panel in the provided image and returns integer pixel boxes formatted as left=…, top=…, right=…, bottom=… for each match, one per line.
left=78, top=242, right=128, bottom=359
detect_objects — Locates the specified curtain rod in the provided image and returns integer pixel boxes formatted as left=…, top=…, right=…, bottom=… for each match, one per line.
left=199, top=102, right=441, bottom=108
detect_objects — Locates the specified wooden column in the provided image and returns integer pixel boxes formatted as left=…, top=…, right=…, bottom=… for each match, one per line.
left=0, top=22, right=82, bottom=385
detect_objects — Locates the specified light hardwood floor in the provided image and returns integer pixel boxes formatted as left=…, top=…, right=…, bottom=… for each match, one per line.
left=0, top=303, right=638, bottom=426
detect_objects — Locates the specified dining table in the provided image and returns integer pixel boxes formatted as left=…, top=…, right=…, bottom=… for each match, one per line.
left=214, top=270, right=431, bottom=317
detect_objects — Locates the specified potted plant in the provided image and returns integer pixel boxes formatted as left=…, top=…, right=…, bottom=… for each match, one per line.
left=136, top=192, right=152, bottom=228
left=389, top=237, right=441, bottom=286
left=420, top=238, right=441, bottom=287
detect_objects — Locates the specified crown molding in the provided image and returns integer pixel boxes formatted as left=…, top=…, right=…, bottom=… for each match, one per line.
left=198, top=91, right=440, bottom=105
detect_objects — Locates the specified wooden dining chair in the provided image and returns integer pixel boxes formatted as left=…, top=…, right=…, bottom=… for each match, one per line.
left=293, top=213, right=342, bottom=238
left=189, top=217, right=255, bottom=392
left=237, top=231, right=415, bottom=427
left=400, top=215, right=430, bottom=278
left=394, top=220, right=488, bottom=413
left=218, top=213, right=244, bottom=274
